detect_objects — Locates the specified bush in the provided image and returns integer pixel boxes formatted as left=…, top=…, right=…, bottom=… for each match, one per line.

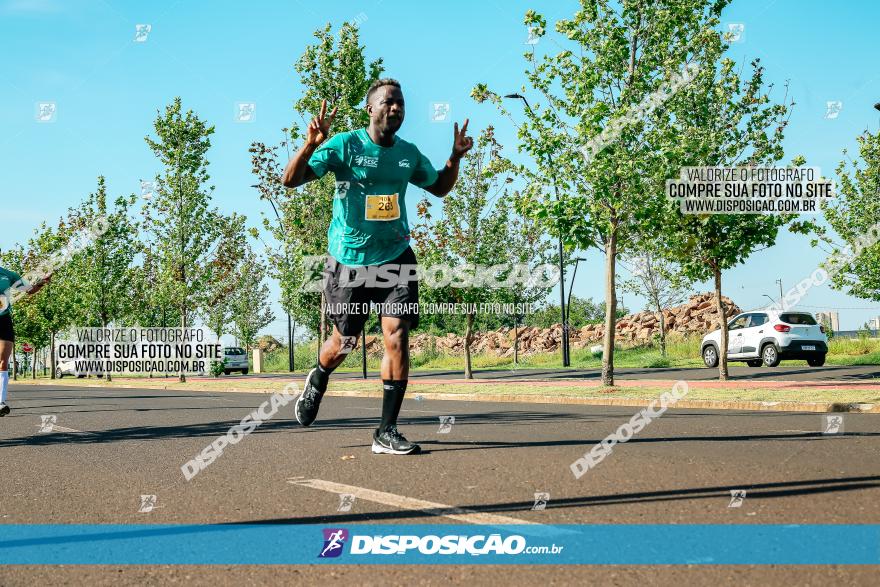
left=210, top=359, right=226, bottom=378
left=646, top=354, right=671, bottom=368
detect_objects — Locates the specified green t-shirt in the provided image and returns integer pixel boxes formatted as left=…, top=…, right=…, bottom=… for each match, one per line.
left=308, top=128, right=439, bottom=267
left=0, top=266, right=24, bottom=317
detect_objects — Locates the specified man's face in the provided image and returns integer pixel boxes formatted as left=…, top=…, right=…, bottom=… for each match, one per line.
left=367, top=85, right=405, bottom=134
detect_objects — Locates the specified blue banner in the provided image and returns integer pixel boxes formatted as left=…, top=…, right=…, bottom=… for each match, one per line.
left=0, top=524, right=878, bottom=565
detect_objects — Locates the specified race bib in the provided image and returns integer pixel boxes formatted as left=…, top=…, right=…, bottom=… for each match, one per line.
left=365, top=193, right=400, bottom=221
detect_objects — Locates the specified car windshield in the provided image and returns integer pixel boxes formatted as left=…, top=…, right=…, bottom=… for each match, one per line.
left=224, top=348, right=245, bottom=356
left=779, top=313, right=817, bottom=325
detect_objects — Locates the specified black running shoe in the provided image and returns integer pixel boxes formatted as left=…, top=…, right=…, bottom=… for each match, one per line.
left=0, top=403, right=9, bottom=417
left=372, top=426, right=421, bottom=455
left=294, top=368, right=325, bottom=427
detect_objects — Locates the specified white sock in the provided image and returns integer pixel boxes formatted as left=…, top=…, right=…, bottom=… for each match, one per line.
left=0, top=371, right=8, bottom=404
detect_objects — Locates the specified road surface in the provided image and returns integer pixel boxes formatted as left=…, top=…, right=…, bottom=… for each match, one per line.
left=1, top=383, right=877, bottom=585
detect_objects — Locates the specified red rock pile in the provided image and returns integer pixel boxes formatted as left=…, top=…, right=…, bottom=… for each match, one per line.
left=361, top=292, right=740, bottom=357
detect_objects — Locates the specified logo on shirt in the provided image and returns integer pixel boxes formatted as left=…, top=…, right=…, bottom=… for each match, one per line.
left=354, top=155, right=378, bottom=168
left=398, top=159, right=411, bottom=168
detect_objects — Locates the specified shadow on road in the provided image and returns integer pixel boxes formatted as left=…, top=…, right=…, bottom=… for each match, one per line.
left=4, top=409, right=876, bottom=450
left=235, top=475, right=880, bottom=525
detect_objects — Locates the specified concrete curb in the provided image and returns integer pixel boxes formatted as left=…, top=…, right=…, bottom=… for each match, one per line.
left=324, top=389, right=879, bottom=413
left=14, top=377, right=879, bottom=413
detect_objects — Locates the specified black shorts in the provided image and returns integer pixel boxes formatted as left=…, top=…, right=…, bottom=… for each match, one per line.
left=323, top=246, right=420, bottom=336
left=0, top=312, right=14, bottom=342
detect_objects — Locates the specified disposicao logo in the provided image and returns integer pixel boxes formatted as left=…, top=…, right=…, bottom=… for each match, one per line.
left=319, top=528, right=349, bottom=558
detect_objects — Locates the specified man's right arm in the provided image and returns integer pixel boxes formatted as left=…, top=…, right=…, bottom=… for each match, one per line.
left=280, top=99, right=338, bottom=189
left=281, top=143, right=319, bottom=188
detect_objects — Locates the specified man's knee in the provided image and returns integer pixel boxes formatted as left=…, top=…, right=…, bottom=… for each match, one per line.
left=383, top=325, right=408, bottom=356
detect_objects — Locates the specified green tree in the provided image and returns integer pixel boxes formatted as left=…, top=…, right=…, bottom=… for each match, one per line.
left=14, top=221, right=79, bottom=378
left=620, top=247, right=692, bottom=357
left=143, top=97, right=221, bottom=381
left=125, top=245, right=180, bottom=328
left=814, top=130, right=880, bottom=300
left=250, top=22, right=383, bottom=339
left=473, top=1, right=731, bottom=385
left=655, top=51, right=795, bottom=380
left=230, top=248, right=275, bottom=354
left=67, top=177, right=139, bottom=381
left=412, top=127, right=552, bottom=378
left=201, top=213, right=247, bottom=342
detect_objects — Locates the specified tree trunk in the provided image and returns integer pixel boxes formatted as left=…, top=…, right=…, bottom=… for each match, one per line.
left=657, top=306, right=667, bottom=358
left=601, top=229, right=618, bottom=386
left=103, top=320, right=112, bottom=382
left=514, top=321, right=519, bottom=366
left=50, top=332, right=56, bottom=379
left=33, top=347, right=38, bottom=379
left=714, top=267, right=728, bottom=381
left=464, top=312, right=474, bottom=379
left=178, top=306, right=187, bottom=383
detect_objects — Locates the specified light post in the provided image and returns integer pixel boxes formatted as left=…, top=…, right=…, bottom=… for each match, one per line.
left=567, top=257, right=587, bottom=346
left=504, top=92, right=570, bottom=366
left=763, top=294, right=776, bottom=306
left=252, top=184, right=295, bottom=372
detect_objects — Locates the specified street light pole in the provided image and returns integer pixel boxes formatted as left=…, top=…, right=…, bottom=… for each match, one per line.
left=775, top=279, right=783, bottom=303
left=504, top=93, right=570, bottom=366
left=567, top=258, right=587, bottom=326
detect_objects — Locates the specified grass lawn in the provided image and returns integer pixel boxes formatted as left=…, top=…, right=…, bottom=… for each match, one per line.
left=257, top=334, right=880, bottom=374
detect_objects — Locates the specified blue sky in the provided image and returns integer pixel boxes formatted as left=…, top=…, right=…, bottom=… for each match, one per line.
left=2, top=0, right=880, bottom=336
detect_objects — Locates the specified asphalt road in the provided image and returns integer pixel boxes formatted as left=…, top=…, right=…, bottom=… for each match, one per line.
left=1, top=383, right=878, bottom=585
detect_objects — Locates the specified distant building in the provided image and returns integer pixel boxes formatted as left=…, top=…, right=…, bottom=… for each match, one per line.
left=815, top=311, right=840, bottom=332
left=870, top=317, right=880, bottom=331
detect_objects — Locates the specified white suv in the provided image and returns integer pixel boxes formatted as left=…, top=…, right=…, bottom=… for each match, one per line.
left=701, top=311, right=828, bottom=368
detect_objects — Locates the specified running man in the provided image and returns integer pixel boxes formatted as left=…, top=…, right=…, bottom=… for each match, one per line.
left=0, top=266, right=50, bottom=416
left=281, top=78, right=472, bottom=454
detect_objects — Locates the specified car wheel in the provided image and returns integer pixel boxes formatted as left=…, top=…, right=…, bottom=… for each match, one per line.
left=224, top=370, right=231, bottom=376
left=762, top=344, right=781, bottom=367
left=77, top=374, right=86, bottom=378
left=702, top=345, right=719, bottom=368
left=242, top=369, right=249, bottom=375
left=55, top=368, right=63, bottom=379
left=747, top=359, right=763, bottom=368
left=807, top=355, right=826, bottom=367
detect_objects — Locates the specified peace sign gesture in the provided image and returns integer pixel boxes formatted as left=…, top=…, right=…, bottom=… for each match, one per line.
left=306, top=99, right=338, bottom=147
left=452, top=118, right=474, bottom=160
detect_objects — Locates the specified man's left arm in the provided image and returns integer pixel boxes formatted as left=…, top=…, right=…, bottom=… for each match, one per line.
left=423, top=119, right=474, bottom=197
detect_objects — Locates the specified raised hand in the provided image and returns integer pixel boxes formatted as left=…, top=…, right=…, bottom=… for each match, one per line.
left=452, top=118, right=474, bottom=160
left=306, top=99, right=338, bottom=147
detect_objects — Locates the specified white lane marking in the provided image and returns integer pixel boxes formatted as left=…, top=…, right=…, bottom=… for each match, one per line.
left=36, top=425, right=82, bottom=433
left=288, top=477, right=538, bottom=526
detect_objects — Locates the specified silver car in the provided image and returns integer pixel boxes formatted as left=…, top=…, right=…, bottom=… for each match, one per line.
left=222, top=347, right=249, bottom=375
left=701, top=311, right=828, bottom=368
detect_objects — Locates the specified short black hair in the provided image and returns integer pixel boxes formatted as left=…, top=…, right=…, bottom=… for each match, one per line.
left=366, top=78, right=401, bottom=105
